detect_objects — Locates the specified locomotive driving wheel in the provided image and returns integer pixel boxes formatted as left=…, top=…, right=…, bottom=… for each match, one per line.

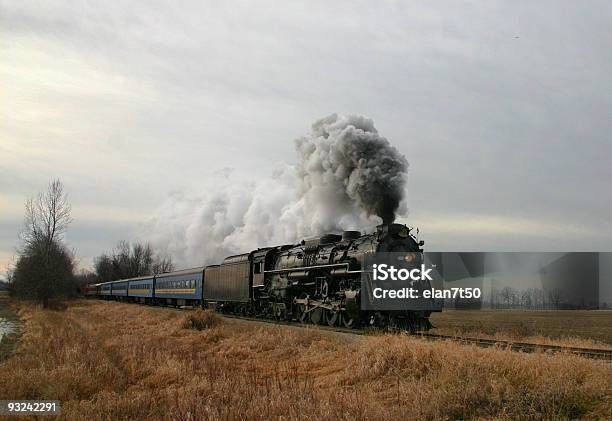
left=341, top=312, right=358, bottom=328
left=324, top=309, right=339, bottom=327
left=294, top=293, right=309, bottom=323
left=273, top=302, right=286, bottom=321
left=309, top=307, right=324, bottom=325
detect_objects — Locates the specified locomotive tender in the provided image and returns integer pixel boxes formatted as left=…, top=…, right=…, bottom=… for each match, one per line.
left=88, top=223, right=437, bottom=330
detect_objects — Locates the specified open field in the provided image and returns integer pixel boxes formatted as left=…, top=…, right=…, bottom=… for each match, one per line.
left=0, top=300, right=610, bottom=420
left=430, top=309, right=612, bottom=348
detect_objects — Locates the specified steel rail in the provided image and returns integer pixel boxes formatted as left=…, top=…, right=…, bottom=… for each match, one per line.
left=214, top=312, right=612, bottom=361
left=109, top=301, right=612, bottom=362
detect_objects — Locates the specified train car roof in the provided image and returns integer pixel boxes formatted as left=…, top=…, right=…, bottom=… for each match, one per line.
left=252, top=247, right=275, bottom=258
left=223, top=253, right=250, bottom=264
left=155, top=267, right=205, bottom=278
left=123, top=274, right=156, bottom=282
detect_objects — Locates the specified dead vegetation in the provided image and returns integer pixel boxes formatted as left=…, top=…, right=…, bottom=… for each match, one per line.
left=181, top=309, right=222, bottom=331
left=0, top=300, right=610, bottom=420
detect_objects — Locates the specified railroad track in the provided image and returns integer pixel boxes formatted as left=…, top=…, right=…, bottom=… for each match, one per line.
left=416, top=333, right=612, bottom=361
left=123, top=302, right=612, bottom=362
left=215, top=312, right=612, bottom=361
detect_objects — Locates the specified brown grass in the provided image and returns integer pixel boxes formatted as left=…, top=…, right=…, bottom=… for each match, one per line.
left=430, top=309, right=612, bottom=349
left=0, top=300, right=610, bottom=420
left=181, top=309, right=222, bottom=331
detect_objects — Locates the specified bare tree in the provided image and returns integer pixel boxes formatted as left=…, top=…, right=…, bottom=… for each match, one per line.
left=520, top=290, right=532, bottom=308
left=94, top=253, right=114, bottom=283
left=152, top=254, right=174, bottom=274
left=548, top=288, right=563, bottom=309
left=1, top=261, right=14, bottom=292
left=489, top=288, right=500, bottom=309
left=531, top=288, right=545, bottom=309
left=21, top=179, right=72, bottom=249
left=94, top=241, right=174, bottom=281
left=510, top=288, right=519, bottom=308
left=130, top=243, right=153, bottom=276
left=74, top=268, right=97, bottom=292
left=4, top=256, right=15, bottom=285
left=114, top=241, right=131, bottom=279
left=500, top=287, right=513, bottom=309
left=12, top=179, right=76, bottom=306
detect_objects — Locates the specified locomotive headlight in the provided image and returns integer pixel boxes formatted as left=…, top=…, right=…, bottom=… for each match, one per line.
left=403, top=253, right=418, bottom=263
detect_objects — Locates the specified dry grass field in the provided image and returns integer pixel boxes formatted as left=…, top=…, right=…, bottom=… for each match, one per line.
left=429, top=309, right=612, bottom=349
left=0, top=300, right=610, bottom=420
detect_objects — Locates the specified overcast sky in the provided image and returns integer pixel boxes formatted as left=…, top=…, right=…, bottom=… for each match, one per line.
left=1, top=1, right=611, bottom=276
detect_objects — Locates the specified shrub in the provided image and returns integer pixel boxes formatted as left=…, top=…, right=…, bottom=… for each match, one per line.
left=181, top=309, right=221, bottom=330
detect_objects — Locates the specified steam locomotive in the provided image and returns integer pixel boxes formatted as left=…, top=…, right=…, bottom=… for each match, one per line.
left=88, top=223, right=438, bottom=330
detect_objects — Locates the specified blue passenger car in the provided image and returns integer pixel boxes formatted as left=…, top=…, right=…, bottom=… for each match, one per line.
left=111, top=280, right=129, bottom=300
left=99, top=281, right=112, bottom=298
left=154, top=267, right=204, bottom=306
left=127, top=275, right=155, bottom=303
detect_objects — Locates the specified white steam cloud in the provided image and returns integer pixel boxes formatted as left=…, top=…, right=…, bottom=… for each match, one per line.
left=144, top=114, right=408, bottom=266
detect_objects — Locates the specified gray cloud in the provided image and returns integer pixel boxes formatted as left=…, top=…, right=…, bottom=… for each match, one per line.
left=1, top=0, right=611, bottom=273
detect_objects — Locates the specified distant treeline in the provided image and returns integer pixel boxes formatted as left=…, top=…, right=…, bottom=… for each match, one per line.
left=94, top=241, right=174, bottom=283
left=446, top=286, right=602, bottom=310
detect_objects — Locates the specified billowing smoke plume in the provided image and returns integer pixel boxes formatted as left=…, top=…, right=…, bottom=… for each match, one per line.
left=297, top=114, right=408, bottom=224
left=144, top=114, right=408, bottom=266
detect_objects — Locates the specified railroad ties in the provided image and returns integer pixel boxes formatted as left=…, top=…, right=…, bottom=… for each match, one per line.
left=416, top=333, right=612, bottom=362
left=218, top=311, right=612, bottom=362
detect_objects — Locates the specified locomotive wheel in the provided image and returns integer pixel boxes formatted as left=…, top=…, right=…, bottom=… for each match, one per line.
left=273, top=304, right=285, bottom=320
left=295, top=304, right=308, bottom=323
left=309, top=307, right=324, bottom=325
left=299, top=307, right=309, bottom=323
left=341, top=313, right=357, bottom=329
left=324, top=309, right=339, bottom=327
left=294, top=294, right=309, bottom=323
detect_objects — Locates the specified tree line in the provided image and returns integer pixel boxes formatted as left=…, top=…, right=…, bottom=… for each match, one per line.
left=488, top=286, right=566, bottom=310
left=5, top=179, right=173, bottom=306
left=446, top=285, right=599, bottom=310
left=94, top=241, right=174, bottom=283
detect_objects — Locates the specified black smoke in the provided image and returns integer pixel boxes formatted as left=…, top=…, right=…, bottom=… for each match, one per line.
left=296, top=113, right=408, bottom=224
